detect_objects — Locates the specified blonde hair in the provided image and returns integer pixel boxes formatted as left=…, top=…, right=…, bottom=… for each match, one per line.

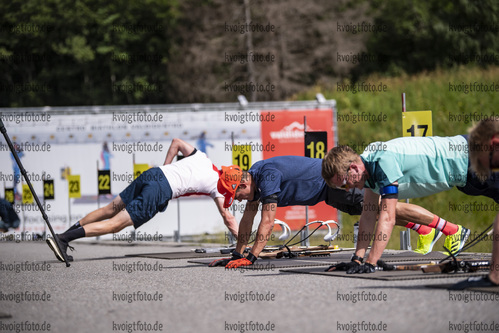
left=469, top=118, right=499, bottom=181
left=322, top=145, right=359, bottom=187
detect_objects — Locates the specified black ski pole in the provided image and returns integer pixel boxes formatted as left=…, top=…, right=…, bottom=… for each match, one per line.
left=0, top=117, right=70, bottom=267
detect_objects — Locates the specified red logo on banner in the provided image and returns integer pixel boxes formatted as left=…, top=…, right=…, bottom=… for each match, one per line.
left=261, top=109, right=337, bottom=230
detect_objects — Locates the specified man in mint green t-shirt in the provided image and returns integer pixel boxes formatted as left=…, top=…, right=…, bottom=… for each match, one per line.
left=361, top=135, right=468, bottom=199
left=321, top=135, right=483, bottom=274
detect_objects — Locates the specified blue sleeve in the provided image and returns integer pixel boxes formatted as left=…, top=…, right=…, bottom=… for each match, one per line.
left=254, top=166, right=283, bottom=201
left=257, top=168, right=282, bottom=198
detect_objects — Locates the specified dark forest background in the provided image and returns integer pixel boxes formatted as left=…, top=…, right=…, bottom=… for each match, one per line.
left=0, top=0, right=498, bottom=107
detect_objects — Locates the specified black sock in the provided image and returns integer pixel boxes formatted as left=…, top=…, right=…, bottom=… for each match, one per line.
left=65, top=221, right=81, bottom=232
left=59, top=226, right=86, bottom=243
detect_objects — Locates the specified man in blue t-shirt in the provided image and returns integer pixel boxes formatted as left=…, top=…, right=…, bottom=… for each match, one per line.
left=210, top=156, right=364, bottom=268
left=210, top=155, right=460, bottom=268
left=322, top=135, right=499, bottom=274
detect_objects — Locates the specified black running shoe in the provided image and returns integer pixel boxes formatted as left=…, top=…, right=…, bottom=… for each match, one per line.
left=46, top=236, right=74, bottom=262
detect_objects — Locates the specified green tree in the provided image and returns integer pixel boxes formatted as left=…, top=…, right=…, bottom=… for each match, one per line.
left=352, top=0, right=499, bottom=79
left=0, top=0, right=179, bottom=107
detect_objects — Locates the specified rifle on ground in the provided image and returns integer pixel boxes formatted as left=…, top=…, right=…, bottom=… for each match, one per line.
left=259, top=245, right=354, bottom=259
left=377, top=259, right=491, bottom=273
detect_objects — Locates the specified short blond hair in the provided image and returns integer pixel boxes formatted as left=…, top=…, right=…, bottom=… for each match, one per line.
left=469, top=118, right=499, bottom=181
left=322, top=145, right=359, bottom=187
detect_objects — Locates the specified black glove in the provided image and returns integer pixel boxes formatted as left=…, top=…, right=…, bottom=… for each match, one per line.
left=208, top=250, right=244, bottom=267
left=326, top=261, right=360, bottom=272
left=347, top=262, right=376, bottom=274
left=377, top=260, right=395, bottom=271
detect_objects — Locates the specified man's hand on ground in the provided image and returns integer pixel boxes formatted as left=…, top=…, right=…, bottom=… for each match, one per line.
left=326, top=261, right=360, bottom=272
left=208, top=258, right=234, bottom=267
left=225, top=252, right=257, bottom=269
left=208, top=250, right=244, bottom=267
left=346, top=262, right=376, bottom=274
left=225, top=258, right=254, bottom=269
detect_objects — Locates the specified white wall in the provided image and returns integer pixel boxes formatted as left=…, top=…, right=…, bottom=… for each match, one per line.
left=0, top=109, right=263, bottom=238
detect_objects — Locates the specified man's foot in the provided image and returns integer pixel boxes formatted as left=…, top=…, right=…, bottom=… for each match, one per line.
left=413, top=229, right=442, bottom=255
left=443, top=225, right=470, bottom=256
left=46, top=236, right=74, bottom=262
left=448, top=275, right=499, bottom=290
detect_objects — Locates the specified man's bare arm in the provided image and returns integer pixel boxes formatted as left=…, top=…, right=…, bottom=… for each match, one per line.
left=355, top=188, right=379, bottom=260
left=163, top=138, right=195, bottom=165
left=365, top=196, right=398, bottom=265
left=214, top=197, right=238, bottom=238
left=235, top=200, right=259, bottom=254
left=246, top=203, right=277, bottom=257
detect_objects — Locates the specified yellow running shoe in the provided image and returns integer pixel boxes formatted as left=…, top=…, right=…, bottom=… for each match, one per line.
left=413, top=228, right=442, bottom=255
left=443, top=225, right=470, bottom=256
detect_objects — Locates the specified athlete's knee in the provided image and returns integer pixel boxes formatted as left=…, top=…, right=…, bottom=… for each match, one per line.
left=108, top=220, right=131, bottom=233
left=395, top=202, right=410, bottom=215
left=101, top=203, right=115, bottom=216
left=109, top=223, right=125, bottom=234
left=107, top=199, right=125, bottom=215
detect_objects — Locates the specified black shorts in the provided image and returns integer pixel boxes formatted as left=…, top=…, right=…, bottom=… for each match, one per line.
left=325, top=187, right=364, bottom=216
left=457, top=170, right=499, bottom=204
left=457, top=133, right=499, bottom=203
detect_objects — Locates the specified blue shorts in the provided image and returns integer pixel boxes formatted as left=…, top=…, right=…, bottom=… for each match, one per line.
left=119, top=167, right=172, bottom=228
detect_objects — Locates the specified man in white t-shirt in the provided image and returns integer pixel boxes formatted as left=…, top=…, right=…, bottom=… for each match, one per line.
left=46, top=138, right=237, bottom=262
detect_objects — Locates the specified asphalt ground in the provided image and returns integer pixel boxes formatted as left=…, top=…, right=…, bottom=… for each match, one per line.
left=0, top=240, right=497, bottom=333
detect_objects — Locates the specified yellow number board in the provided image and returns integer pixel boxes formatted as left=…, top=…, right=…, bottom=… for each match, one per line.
left=232, top=145, right=252, bottom=171
left=402, top=110, right=432, bottom=137
left=67, top=175, right=81, bottom=198
left=22, top=184, right=34, bottom=204
left=133, top=164, right=149, bottom=180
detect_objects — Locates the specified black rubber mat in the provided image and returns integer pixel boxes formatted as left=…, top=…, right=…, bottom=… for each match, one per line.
left=188, top=249, right=356, bottom=267
left=126, top=251, right=227, bottom=260
left=189, top=256, right=336, bottom=269
left=129, top=249, right=490, bottom=263
left=426, top=283, right=499, bottom=294
left=279, top=266, right=488, bottom=281
left=188, top=251, right=488, bottom=268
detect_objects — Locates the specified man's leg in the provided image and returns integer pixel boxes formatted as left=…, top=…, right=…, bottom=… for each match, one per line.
left=82, top=196, right=125, bottom=226
left=80, top=209, right=133, bottom=237
left=64, top=196, right=125, bottom=232
left=395, top=202, right=468, bottom=255
left=47, top=208, right=133, bottom=262
left=327, top=187, right=466, bottom=254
